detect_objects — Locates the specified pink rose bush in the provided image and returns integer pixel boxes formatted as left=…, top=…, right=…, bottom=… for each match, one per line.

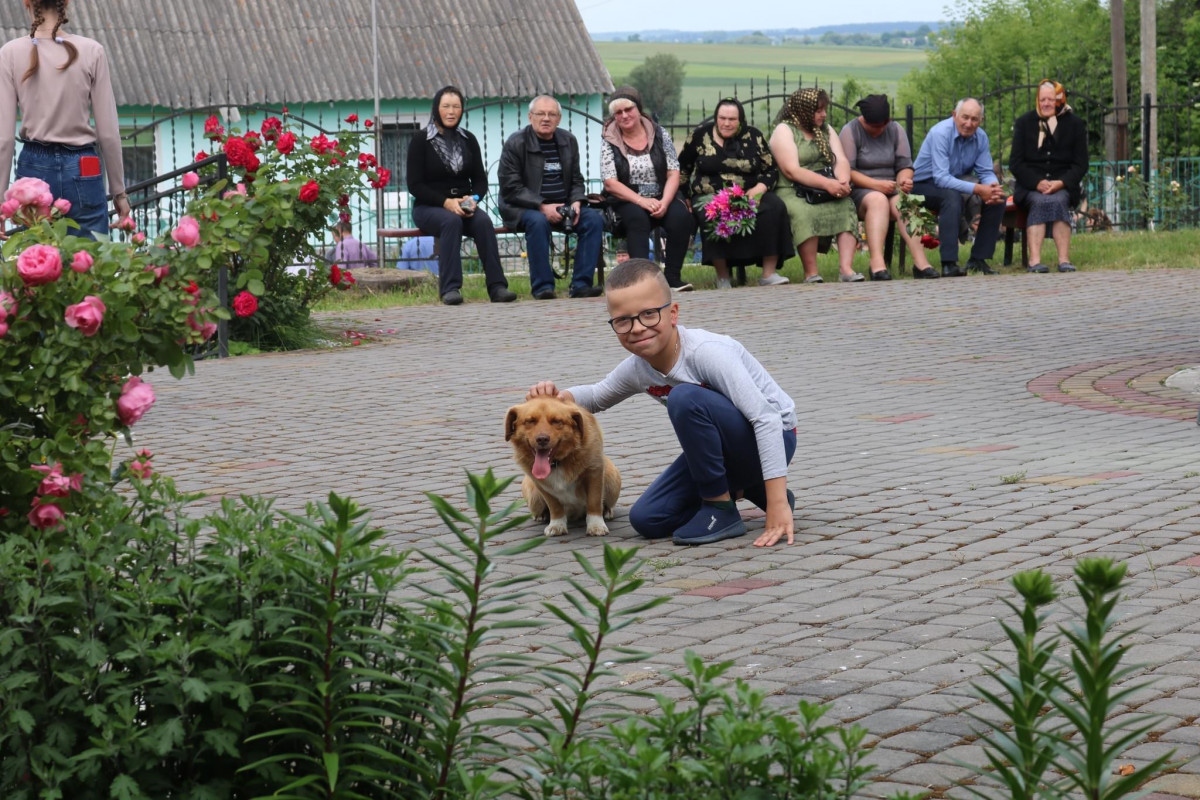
left=0, top=178, right=223, bottom=534
left=171, top=215, right=201, bottom=248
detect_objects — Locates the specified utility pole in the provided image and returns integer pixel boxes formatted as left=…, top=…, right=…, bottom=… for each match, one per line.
left=1109, top=0, right=1129, bottom=160
left=1140, top=0, right=1157, bottom=172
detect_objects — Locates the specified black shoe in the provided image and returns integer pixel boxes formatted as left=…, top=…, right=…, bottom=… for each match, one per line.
left=441, top=290, right=463, bottom=305
left=912, top=266, right=940, bottom=279
left=1057, top=262, right=1077, bottom=272
left=869, top=269, right=892, bottom=281
left=489, top=285, right=517, bottom=303
left=569, top=285, right=604, bottom=298
left=966, top=258, right=998, bottom=275
left=941, top=264, right=966, bottom=278
left=1026, top=264, right=1050, bottom=274
left=533, top=289, right=557, bottom=300
left=741, top=486, right=797, bottom=513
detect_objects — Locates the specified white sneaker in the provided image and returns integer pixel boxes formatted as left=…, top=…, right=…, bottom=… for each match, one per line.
left=716, top=278, right=732, bottom=290
left=758, top=273, right=790, bottom=286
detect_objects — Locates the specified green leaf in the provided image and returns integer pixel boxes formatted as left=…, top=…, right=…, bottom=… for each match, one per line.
left=110, top=774, right=143, bottom=800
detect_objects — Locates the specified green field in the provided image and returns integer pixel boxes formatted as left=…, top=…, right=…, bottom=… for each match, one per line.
left=593, top=41, right=929, bottom=119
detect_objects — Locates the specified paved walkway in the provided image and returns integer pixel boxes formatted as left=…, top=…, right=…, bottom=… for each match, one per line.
left=137, top=269, right=1200, bottom=798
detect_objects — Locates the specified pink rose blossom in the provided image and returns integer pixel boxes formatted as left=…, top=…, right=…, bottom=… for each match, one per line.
left=0, top=198, right=20, bottom=219
left=70, top=251, right=94, bottom=273
left=222, top=183, right=248, bottom=200
left=53, top=197, right=71, bottom=215
left=64, top=295, right=106, bottom=337
left=132, top=232, right=146, bottom=245
left=27, top=498, right=65, bottom=531
left=16, top=244, right=63, bottom=286
left=145, top=264, right=169, bottom=283
left=115, top=216, right=136, bottom=232
left=128, top=459, right=153, bottom=479
left=0, top=290, right=16, bottom=320
left=171, top=215, right=201, bottom=248
left=182, top=171, right=200, bottom=190
left=31, top=463, right=83, bottom=497
left=187, top=311, right=217, bottom=341
left=0, top=321, right=7, bottom=337
left=6, top=176, right=52, bottom=206
left=117, top=376, right=156, bottom=426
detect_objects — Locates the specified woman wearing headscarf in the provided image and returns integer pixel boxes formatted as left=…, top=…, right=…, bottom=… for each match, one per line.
left=769, top=88, right=861, bottom=283
left=600, top=85, right=696, bottom=291
left=406, top=85, right=516, bottom=305
left=1008, top=79, right=1089, bottom=273
left=678, top=97, right=793, bottom=288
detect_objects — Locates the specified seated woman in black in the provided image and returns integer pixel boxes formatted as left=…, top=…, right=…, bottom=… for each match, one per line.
left=600, top=85, right=696, bottom=292
left=678, top=98, right=793, bottom=288
left=1008, top=79, right=1089, bottom=273
left=406, top=85, right=516, bottom=304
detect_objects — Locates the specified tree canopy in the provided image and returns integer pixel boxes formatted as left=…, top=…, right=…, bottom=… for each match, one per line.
left=625, top=54, right=686, bottom=123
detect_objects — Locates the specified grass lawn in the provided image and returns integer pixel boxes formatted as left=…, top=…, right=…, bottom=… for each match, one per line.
left=313, top=229, right=1200, bottom=312
left=592, top=41, right=929, bottom=116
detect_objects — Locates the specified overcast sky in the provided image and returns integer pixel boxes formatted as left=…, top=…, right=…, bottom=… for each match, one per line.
left=575, top=0, right=953, bottom=32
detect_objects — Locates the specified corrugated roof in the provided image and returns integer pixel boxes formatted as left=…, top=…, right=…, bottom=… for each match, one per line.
left=0, top=0, right=613, bottom=107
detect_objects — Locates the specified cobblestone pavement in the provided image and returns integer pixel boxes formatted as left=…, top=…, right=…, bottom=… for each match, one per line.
left=137, top=269, right=1200, bottom=798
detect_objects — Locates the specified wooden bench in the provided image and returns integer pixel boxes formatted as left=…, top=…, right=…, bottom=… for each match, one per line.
left=1002, top=198, right=1030, bottom=267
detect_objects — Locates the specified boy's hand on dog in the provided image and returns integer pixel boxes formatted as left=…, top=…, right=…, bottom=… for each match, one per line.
left=753, top=503, right=794, bottom=547
left=527, top=381, right=574, bottom=403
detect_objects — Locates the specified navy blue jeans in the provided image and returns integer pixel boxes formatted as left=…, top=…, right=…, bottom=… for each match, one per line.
left=16, top=141, right=110, bottom=238
left=628, top=384, right=797, bottom=540
left=520, top=206, right=602, bottom=295
left=911, top=178, right=1004, bottom=264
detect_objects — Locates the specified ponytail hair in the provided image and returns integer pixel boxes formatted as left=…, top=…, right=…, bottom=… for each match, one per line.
left=21, top=0, right=78, bottom=83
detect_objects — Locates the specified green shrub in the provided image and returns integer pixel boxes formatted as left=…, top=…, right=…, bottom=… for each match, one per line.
left=0, top=471, right=879, bottom=798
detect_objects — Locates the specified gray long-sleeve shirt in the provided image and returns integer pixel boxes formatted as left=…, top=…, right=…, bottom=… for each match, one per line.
left=568, top=325, right=797, bottom=480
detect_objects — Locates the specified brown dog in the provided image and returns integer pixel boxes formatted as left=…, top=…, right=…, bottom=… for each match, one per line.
left=504, top=396, right=621, bottom=537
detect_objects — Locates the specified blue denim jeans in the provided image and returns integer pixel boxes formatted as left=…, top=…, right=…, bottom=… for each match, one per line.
left=519, top=206, right=602, bottom=295
left=16, top=140, right=110, bottom=238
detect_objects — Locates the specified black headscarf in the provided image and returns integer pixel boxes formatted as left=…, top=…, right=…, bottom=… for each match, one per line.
left=426, top=85, right=467, bottom=174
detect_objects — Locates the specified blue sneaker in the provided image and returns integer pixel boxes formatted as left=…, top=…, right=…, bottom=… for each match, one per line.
left=672, top=503, right=747, bottom=546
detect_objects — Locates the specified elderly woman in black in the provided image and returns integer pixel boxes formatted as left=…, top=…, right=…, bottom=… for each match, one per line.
left=678, top=98, right=793, bottom=288
left=600, top=86, right=696, bottom=291
left=406, top=85, right=516, bottom=305
left=1008, top=79, right=1089, bottom=273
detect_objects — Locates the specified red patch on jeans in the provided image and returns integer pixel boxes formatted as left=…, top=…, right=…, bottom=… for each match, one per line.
left=79, top=156, right=101, bottom=177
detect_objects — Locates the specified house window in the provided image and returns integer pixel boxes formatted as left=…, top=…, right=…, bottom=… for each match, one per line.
left=120, top=126, right=157, bottom=192
left=379, top=123, right=418, bottom=190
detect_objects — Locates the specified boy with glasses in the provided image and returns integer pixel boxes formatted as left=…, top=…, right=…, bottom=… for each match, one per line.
left=527, top=259, right=797, bottom=547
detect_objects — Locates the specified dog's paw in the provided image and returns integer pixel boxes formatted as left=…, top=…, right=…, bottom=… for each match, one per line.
left=585, top=514, right=610, bottom=537
left=534, top=510, right=550, bottom=523
left=603, top=505, right=615, bottom=520
left=544, top=518, right=569, bottom=537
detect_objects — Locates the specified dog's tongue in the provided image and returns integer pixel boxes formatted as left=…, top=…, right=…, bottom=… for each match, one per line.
left=532, top=450, right=552, bottom=480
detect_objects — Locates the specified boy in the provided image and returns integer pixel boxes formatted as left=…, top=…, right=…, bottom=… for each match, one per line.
left=527, top=259, right=797, bottom=547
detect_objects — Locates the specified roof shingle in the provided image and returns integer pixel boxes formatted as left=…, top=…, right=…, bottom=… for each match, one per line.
left=0, top=1, right=612, bottom=107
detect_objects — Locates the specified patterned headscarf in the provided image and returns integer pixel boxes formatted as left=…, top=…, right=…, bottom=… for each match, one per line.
left=783, top=88, right=834, bottom=165
left=1037, top=79, right=1068, bottom=116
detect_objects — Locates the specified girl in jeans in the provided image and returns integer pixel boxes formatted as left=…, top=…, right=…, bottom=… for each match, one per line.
left=0, top=0, right=130, bottom=237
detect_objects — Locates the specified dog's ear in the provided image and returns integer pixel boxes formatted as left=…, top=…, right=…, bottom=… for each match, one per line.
left=571, top=411, right=585, bottom=443
left=505, top=407, right=519, bottom=441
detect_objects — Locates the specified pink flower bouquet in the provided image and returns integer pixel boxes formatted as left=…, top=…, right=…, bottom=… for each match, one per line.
left=702, top=185, right=757, bottom=242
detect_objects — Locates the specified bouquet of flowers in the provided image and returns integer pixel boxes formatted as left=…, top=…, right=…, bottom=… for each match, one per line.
left=703, top=185, right=758, bottom=241
left=897, top=192, right=940, bottom=249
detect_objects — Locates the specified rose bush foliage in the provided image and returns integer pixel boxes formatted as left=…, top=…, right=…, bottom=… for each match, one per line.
left=173, top=113, right=390, bottom=350
left=0, top=182, right=222, bottom=533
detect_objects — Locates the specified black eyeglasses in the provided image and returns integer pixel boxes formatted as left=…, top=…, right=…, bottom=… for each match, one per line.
left=608, top=302, right=671, bottom=334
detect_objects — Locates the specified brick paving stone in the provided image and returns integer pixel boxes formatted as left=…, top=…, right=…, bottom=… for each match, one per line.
left=124, top=270, right=1200, bottom=798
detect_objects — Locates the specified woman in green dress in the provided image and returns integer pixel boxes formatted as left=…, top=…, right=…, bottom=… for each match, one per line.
left=769, top=88, right=861, bottom=283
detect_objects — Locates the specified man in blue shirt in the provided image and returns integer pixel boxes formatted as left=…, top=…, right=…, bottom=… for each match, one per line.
left=912, top=98, right=1006, bottom=277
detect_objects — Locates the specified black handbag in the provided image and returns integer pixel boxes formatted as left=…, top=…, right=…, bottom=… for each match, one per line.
left=795, top=166, right=837, bottom=205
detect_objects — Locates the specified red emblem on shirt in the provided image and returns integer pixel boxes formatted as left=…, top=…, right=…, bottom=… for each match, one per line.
left=646, top=385, right=672, bottom=402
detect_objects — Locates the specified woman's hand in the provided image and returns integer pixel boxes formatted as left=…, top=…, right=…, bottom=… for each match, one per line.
left=114, top=194, right=132, bottom=220
left=1038, top=179, right=1063, bottom=195
left=443, top=197, right=468, bottom=217
left=898, top=175, right=914, bottom=194
left=873, top=178, right=898, bottom=195
left=824, top=177, right=850, bottom=198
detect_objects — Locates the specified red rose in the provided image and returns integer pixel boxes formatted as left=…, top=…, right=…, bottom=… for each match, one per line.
left=261, top=116, right=282, bottom=141
left=329, top=264, right=342, bottom=286
left=224, top=137, right=255, bottom=170
left=369, top=167, right=392, bottom=190
left=310, top=134, right=335, bottom=155
left=339, top=211, right=351, bottom=223
left=244, top=152, right=261, bottom=173
left=232, top=290, right=258, bottom=318
left=204, top=115, right=225, bottom=140
left=276, top=131, right=297, bottom=155
left=244, top=130, right=262, bottom=151
left=358, top=153, right=378, bottom=170
left=343, top=270, right=356, bottom=285
left=364, top=119, right=374, bottom=129
left=345, top=113, right=359, bottom=124
left=299, top=180, right=320, bottom=204
left=920, top=234, right=940, bottom=249
left=195, top=150, right=209, bottom=162
left=337, top=194, right=350, bottom=207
